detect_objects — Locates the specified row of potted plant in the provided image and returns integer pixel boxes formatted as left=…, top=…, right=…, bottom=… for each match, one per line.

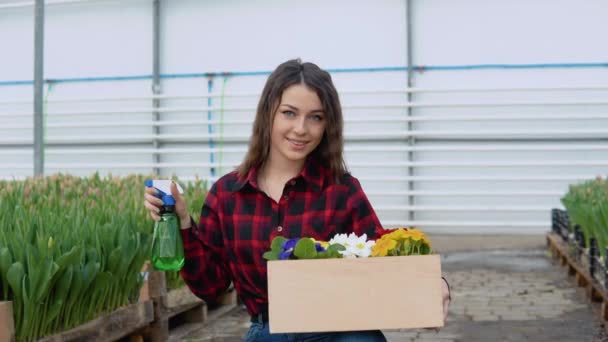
left=0, top=173, right=207, bottom=341
left=557, top=175, right=608, bottom=286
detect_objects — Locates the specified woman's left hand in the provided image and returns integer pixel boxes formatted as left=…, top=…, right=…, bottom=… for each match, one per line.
left=425, top=277, right=451, bottom=332
left=441, top=278, right=451, bottom=323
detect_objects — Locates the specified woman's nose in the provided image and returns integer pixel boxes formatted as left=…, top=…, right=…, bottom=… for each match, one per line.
left=293, top=117, right=307, bottom=134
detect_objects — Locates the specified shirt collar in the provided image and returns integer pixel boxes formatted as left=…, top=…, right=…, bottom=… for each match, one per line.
left=231, top=157, right=329, bottom=193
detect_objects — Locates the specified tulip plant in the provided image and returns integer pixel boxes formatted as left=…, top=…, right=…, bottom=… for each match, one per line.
left=0, top=173, right=207, bottom=341
left=561, top=175, right=608, bottom=258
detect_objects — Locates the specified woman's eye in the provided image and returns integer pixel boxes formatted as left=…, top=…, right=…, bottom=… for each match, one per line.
left=311, top=115, right=323, bottom=122
left=282, top=110, right=296, bottom=117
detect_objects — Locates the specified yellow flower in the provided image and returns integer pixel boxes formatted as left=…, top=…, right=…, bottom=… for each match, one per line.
left=406, top=228, right=432, bottom=246
left=311, top=238, right=329, bottom=249
left=385, top=228, right=409, bottom=241
left=371, top=237, right=397, bottom=257
left=405, top=228, right=426, bottom=241
left=388, top=228, right=432, bottom=249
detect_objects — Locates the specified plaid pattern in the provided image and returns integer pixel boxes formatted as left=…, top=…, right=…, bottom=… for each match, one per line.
left=180, top=158, right=382, bottom=316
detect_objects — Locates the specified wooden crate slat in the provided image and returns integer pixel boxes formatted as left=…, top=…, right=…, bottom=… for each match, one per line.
left=1, top=300, right=153, bottom=342
left=0, top=301, right=15, bottom=342
left=166, top=285, right=203, bottom=311
left=37, top=301, right=154, bottom=342
left=138, top=268, right=238, bottom=342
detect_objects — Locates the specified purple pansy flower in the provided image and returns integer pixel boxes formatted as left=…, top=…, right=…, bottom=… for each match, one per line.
left=278, top=238, right=300, bottom=260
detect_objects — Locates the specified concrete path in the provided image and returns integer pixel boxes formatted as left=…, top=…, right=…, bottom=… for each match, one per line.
left=181, top=235, right=608, bottom=341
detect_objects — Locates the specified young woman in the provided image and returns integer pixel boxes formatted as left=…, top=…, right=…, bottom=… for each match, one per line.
left=144, top=59, right=450, bottom=341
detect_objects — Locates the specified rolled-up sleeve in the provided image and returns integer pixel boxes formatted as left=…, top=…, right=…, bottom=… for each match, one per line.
left=179, top=183, right=231, bottom=305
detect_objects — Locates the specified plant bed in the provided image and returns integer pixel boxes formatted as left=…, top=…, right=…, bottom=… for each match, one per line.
left=136, top=268, right=238, bottom=342
left=547, top=233, right=608, bottom=322
left=0, top=300, right=153, bottom=342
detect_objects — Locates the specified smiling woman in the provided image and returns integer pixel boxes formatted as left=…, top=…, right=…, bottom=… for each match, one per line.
left=143, top=59, right=451, bottom=342
left=237, top=59, right=347, bottom=186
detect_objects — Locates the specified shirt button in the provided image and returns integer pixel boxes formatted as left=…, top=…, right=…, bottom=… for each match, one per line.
left=277, top=226, right=283, bottom=232
left=290, top=180, right=296, bottom=186
left=283, top=195, right=289, bottom=201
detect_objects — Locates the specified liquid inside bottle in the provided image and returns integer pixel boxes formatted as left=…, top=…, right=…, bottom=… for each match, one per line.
left=151, top=199, right=185, bottom=271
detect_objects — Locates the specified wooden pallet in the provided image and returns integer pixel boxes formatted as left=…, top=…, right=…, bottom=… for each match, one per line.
left=137, top=268, right=238, bottom=342
left=547, top=233, right=608, bottom=321
left=1, top=264, right=238, bottom=342
left=0, top=300, right=154, bottom=342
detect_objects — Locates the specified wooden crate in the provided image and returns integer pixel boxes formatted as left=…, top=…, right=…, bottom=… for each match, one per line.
left=268, top=254, right=444, bottom=333
left=137, top=267, right=238, bottom=342
left=0, top=300, right=153, bottom=342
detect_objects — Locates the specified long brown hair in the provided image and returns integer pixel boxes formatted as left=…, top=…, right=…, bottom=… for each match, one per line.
left=236, top=59, right=347, bottom=182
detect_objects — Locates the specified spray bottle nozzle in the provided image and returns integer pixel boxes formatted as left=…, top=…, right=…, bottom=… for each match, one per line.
left=145, top=180, right=184, bottom=201
left=162, top=194, right=176, bottom=206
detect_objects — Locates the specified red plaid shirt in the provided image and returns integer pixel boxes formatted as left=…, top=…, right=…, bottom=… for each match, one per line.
left=179, top=158, right=382, bottom=316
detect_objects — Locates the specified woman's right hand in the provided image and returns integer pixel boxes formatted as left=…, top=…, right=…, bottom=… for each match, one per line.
left=144, top=181, right=192, bottom=229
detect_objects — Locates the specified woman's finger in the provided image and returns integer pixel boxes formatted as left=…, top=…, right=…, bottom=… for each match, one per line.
left=144, top=186, right=157, bottom=195
left=144, top=192, right=163, bottom=206
left=170, top=181, right=185, bottom=204
left=149, top=211, right=160, bottom=222
left=144, top=199, right=161, bottom=213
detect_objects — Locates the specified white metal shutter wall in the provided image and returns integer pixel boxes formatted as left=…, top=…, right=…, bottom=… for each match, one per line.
left=1, top=0, right=607, bottom=234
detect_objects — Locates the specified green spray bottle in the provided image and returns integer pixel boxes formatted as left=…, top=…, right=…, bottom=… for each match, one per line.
left=145, top=180, right=185, bottom=271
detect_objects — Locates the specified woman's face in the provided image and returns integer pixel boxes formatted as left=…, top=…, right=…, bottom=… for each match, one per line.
left=269, top=84, right=326, bottom=168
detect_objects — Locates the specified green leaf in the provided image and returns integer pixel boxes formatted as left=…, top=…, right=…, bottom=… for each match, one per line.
left=314, top=251, right=329, bottom=259
left=85, top=247, right=99, bottom=264
left=402, top=239, right=413, bottom=256
left=26, top=222, right=37, bottom=245
left=31, top=258, right=59, bottom=303
left=81, top=261, right=100, bottom=293
left=270, top=236, right=287, bottom=252
left=54, top=265, right=73, bottom=303
left=263, top=251, right=279, bottom=260
left=47, top=265, right=73, bottom=324
left=0, top=248, right=12, bottom=299
left=56, top=246, right=83, bottom=269
left=420, top=243, right=430, bottom=255
left=107, top=247, right=122, bottom=274
left=324, top=244, right=345, bottom=258
left=7, top=262, right=25, bottom=299
left=92, top=272, right=113, bottom=299
left=45, top=298, right=64, bottom=328
left=294, top=238, right=317, bottom=259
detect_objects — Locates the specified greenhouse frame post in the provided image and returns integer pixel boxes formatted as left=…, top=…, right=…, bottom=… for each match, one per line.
left=405, top=0, right=415, bottom=222
left=33, top=0, right=45, bottom=177
left=152, top=0, right=162, bottom=176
